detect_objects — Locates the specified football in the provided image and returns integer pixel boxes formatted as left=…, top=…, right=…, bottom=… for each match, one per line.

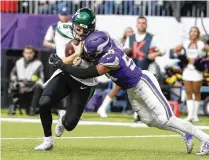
left=65, top=39, right=80, bottom=57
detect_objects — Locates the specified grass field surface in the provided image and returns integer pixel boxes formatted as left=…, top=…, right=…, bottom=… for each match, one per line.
left=1, top=109, right=209, bottom=160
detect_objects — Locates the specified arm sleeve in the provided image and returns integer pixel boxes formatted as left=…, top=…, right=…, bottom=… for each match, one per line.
left=55, top=28, right=70, bottom=58
left=59, top=63, right=100, bottom=79
left=44, top=26, right=54, bottom=41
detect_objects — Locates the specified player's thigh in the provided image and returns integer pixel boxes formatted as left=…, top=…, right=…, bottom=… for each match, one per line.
left=140, top=71, right=173, bottom=123
left=64, top=85, right=95, bottom=125
left=192, top=80, right=202, bottom=93
left=42, top=73, right=71, bottom=102
left=127, top=88, right=153, bottom=125
left=183, top=80, right=193, bottom=93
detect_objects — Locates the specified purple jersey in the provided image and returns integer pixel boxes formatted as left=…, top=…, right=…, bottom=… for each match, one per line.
left=98, top=40, right=142, bottom=89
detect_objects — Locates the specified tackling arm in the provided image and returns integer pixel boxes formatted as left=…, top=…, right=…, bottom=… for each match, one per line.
left=59, top=63, right=111, bottom=79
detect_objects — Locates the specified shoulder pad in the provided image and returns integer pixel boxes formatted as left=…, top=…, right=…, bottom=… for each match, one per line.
left=99, top=53, right=119, bottom=68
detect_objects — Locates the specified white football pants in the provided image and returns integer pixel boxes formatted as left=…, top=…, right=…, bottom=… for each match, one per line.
left=127, top=70, right=209, bottom=142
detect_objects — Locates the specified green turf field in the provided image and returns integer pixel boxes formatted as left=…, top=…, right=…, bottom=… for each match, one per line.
left=1, top=110, right=209, bottom=160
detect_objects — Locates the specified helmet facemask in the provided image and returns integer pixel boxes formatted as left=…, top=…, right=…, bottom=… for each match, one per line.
left=72, top=23, right=94, bottom=40
left=72, top=8, right=96, bottom=40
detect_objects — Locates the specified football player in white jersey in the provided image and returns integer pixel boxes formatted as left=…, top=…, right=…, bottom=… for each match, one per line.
left=34, top=8, right=98, bottom=151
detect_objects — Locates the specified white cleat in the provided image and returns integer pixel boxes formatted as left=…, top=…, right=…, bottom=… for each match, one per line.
left=34, top=136, right=54, bottom=151
left=55, top=110, right=66, bottom=137
left=196, top=140, right=209, bottom=156
left=183, top=133, right=193, bottom=154
left=97, top=108, right=108, bottom=118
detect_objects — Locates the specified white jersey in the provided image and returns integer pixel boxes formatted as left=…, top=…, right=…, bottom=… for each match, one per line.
left=54, top=22, right=98, bottom=86
left=44, top=21, right=63, bottom=43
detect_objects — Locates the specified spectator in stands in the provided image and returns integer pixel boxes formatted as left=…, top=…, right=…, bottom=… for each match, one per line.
left=120, top=27, right=134, bottom=47
left=123, top=16, right=165, bottom=70
left=43, top=7, right=69, bottom=50
left=173, top=26, right=209, bottom=122
left=9, top=46, right=44, bottom=115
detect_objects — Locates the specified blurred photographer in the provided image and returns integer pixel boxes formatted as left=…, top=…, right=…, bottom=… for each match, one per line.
left=9, top=46, right=44, bottom=115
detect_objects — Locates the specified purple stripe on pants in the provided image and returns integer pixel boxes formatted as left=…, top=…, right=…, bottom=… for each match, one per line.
left=142, top=73, right=173, bottom=118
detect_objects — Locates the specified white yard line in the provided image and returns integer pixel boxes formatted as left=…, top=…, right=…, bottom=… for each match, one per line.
left=1, top=135, right=180, bottom=140
left=1, top=117, right=209, bottom=129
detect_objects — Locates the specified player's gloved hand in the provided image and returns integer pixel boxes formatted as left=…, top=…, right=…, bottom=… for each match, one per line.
left=71, top=41, right=84, bottom=56
left=49, top=53, right=63, bottom=68
left=73, top=57, right=82, bottom=66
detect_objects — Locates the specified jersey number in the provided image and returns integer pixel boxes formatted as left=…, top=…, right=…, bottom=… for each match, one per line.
left=122, top=54, right=136, bottom=71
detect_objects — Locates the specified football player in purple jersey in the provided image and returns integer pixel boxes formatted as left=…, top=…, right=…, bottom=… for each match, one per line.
left=49, top=31, right=209, bottom=156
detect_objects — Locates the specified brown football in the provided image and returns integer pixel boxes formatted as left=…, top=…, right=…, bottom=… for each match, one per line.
left=65, top=39, right=80, bottom=57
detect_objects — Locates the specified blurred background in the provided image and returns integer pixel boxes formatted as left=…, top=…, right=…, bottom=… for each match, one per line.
left=1, top=0, right=209, bottom=118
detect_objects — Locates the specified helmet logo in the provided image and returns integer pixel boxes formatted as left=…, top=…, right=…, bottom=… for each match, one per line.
left=80, top=24, right=88, bottom=28
left=97, top=36, right=110, bottom=53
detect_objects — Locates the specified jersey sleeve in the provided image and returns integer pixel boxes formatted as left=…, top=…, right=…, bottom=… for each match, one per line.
left=44, top=25, right=54, bottom=41
left=98, top=53, right=119, bottom=68
left=56, top=22, right=73, bottom=39
left=55, top=22, right=73, bottom=58
left=54, top=30, right=69, bottom=58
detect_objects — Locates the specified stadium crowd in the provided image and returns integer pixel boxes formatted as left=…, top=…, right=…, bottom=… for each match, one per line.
left=1, top=1, right=208, bottom=17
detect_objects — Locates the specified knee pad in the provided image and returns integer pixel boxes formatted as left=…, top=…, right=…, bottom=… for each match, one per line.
left=39, top=96, right=51, bottom=107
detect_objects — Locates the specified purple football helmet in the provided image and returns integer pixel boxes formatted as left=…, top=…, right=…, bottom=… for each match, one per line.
left=83, top=31, right=112, bottom=61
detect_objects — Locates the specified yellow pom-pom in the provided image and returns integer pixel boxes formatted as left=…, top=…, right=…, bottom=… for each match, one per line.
left=176, top=73, right=182, bottom=79
left=32, top=75, right=39, bottom=81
